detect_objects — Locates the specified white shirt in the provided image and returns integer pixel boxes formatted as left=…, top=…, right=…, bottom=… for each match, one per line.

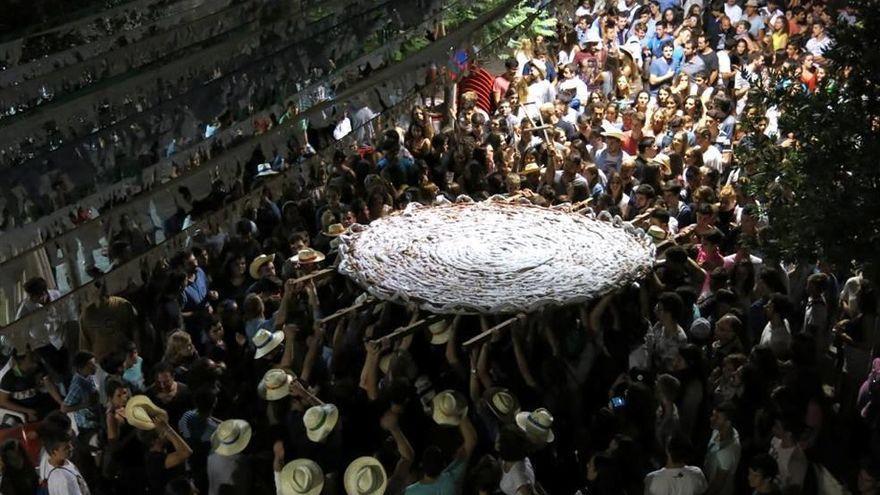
left=47, top=460, right=90, bottom=495
left=759, top=319, right=792, bottom=357
left=557, top=77, right=590, bottom=105
left=704, top=429, right=741, bottom=495
left=645, top=465, right=708, bottom=495
left=500, top=458, right=535, bottom=495
left=724, top=3, right=742, bottom=23
left=806, top=35, right=832, bottom=57
left=702, top=145, right=723, bottom=174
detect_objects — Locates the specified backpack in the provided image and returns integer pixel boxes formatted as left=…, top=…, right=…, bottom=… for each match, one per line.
left=37, top=466, right=75, bottom=495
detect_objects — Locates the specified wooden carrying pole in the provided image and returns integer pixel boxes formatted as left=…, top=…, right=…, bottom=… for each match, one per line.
left=289, top=267, right=336, bottom=285
left=370, top=314, right=445, bottom=345
left=461, top=315, right=521, bottom=348
left=318, top=297, right=377, bottom=325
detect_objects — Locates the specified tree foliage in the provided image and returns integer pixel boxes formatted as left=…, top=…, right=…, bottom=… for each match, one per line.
left=742, top=0, right=880, bottom=274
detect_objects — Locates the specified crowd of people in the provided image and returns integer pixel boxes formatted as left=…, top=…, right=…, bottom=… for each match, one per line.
left=1, top=0, right=877, bottom=495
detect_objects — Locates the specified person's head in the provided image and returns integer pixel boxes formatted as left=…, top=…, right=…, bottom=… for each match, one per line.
left=715, top=314, right=742, bottom=344
left=661, top=41, right=674, bottom=60
left=665, top=434, right=693, bottom=465
left=710, top=402, right=736, bottom=431
left=656, top=291, right=684, bottom=322
left=0, top=439, right=31, bottom=472
left=748, top=453, right=780, bottom=489
left=73, top=351, right=97, bottom=376
left=44, top=434, right=73, bottom=464
left=420, top=445, right=446, bottom=479
left=764, top=292, right=792, bottom=321
left=636, top=91, right=650, bottom=109
left=655, top=373, right=681, bottom=403
left=635, top=184, right=656, bottom=210
left=106, top=378, right=131, bottom=408
left=164, top=330, right=195, bottom=366
left=639, top=137, right=658, bottom=158
left=194, top=387, right=218, bottom=416
left=23, top=277, right=49, bottom=304
left=811, top=21, right=824, bottom=38
left=153, top=361, right=178, bottom=395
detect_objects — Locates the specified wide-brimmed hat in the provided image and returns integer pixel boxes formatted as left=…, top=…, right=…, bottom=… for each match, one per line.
left=211, top=419, right=252, bottom=456
left=650, top=153, right=671, bottom=172
left=295, top=248, right=326, bottom=265
left=253, top=328, right=285, bottom=359
left=258, top=368, right=294, bottom=401
left=601, top=129, right=626, bottom=141
left=647, top=225, right=668, bottom=244
left=124, top=395, right=166, bottom=430
left=515, top=408, right=555, bottom=443
left=303, top=404, right=339, bottom=443
left=249, top=254, right=274, bottom=279
left=279, top=459, right=325, bottom=495
left=428, top=320, right=450, bottom=345
left=432, top=390, right=468, bottom=426
left=483, top=387, right=520, bottom=422
left=324, top=224, right=346, bottom=237
left=520, top=163, right=542, bottom=176
left=343, top=457, right=387, bottom=495
left=256, top=163, right=279, bottom=177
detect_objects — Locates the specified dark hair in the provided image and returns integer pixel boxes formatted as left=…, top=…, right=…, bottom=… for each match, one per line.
left=749, top=453, right=779, bottom=479
left=496, top=427, right=530, bottom=462
left=43, top=433, right=71, bottom=456
left=638, top=137, right=656, bottom=155
left=504, top=58, right=518, bottom=69
left=421, top=445, right=447, bottom=478
left=768, top=293, right=793, bottom=319
left=105, top=377, right=130, bottom=399
left=658, top=292, right=684, bottom=321
left=72, top=351, right=94, bottom=370
left=23, top=277, right=48, bottom=297
left=666, top=434, right=693, bottom=464
left=152, top=361, right=176, bottom=379
left=165, top=478, right=197, bottom=495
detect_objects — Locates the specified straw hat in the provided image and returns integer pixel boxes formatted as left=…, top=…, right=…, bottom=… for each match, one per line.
left=253, top=328, right=285, bottom=359
left=428, top=320, right=450, bottom=345
left=303, top=404, right=339, bottom=443
left=378, top=352, right=393, bottom=375
left=520, top=163, right=542, bottom=176
left=651, top=153, right=671, bottom=173
left=431, top=390, right=468, bottom=426
left=279, top=459, right=325, bottom=495
left=343, top=457, right=387, bottom=495
left=211, top=419, right=252, bottom=456
left=124, top=395, right=166, bottom=430
left=601, top=129, right=626, bottom=141
left=258, top=368, right=294, bottom=401
left=515, top=408, right=555, bottom=444
left=483, top=387, right=520, bottom=422
left=647, top=225, right=668, bottom=244
left=296, top=248, right=326, bottom=265
left=324, top=224, right=346, bottom=237
left=249, top=254, right=274, bottom=279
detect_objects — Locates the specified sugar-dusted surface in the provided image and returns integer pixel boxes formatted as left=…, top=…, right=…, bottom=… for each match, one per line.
left=338, top=201, right=655, bottom=314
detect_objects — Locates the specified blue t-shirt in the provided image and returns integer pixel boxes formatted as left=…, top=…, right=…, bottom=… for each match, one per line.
left=649, top=57, right=675, bottom=95
left=405, top=459, right=467, bottom=495
left=648, top=34, right=673, bottom=58
left=183, top=267, right=209, bottom=311
left=64, top=373, right=99, bottom=430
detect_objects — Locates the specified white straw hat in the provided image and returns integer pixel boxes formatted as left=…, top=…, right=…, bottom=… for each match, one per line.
left=258, top=368, right=294, bottom=401
left=253, top=328, right=285, bottom=359
left=515, top=408, right=555, bottom=444
left=303, top=404, right=339, bottom=443
left=124, top=395, right=166, bottom=430
left=431, top=390, right=468, bottom=426
left=211, top=419, right=252, bottom=456
left=483, top=387, right=520, bottom=422
left=279, top=459, right=324, bottom=495
left=428, top=319, right=451, bottom=345
left=343, top=456, right=387, bottom=495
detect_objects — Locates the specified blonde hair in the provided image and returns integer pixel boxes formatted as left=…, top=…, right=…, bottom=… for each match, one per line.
left=163, top=330, right=194, bottom=366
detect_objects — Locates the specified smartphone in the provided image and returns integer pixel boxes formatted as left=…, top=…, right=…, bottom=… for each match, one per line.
left=611, top=396, right=626, bottom=409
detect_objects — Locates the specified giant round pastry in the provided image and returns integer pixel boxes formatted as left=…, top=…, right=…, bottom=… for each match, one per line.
left=338, top=200, right=655, bottom=314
